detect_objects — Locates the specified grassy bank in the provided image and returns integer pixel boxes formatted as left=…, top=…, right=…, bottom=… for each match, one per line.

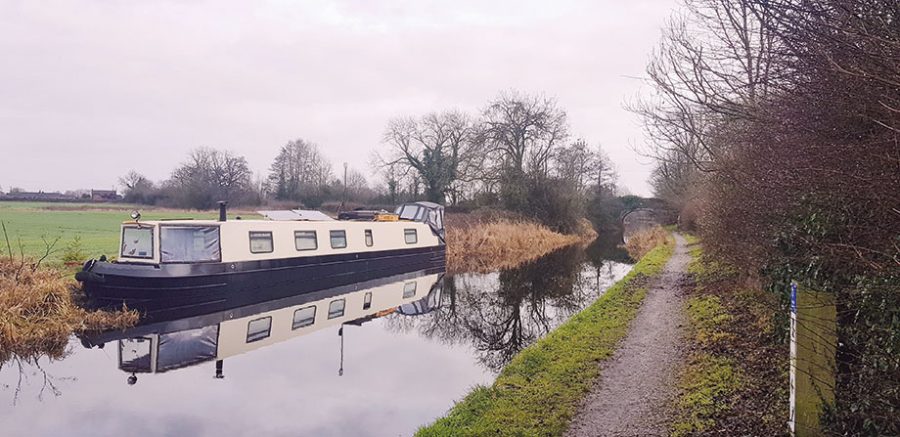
left=670, top=236, right=788, bottom=436
left=0, top=257, right=138, bottom=363
left=446, top=212, right=597, bottom=274
left=417, top=234, right=674, bottom=436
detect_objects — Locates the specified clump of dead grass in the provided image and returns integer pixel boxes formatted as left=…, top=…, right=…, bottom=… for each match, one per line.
left=446, top=215, right=597, bottom=274
left=0, top=257, right=138, bottom=363
left=624, top=225, right=670, bottom=260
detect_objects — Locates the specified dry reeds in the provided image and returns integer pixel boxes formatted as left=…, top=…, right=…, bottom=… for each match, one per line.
left=624, top=226, right=670, bottom=260
left=446, top=214, right=597, bottom=274
left=0, top=257, right=137, bottom=363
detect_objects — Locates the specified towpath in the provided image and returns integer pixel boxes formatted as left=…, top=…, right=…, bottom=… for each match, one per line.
left=566, top=234, right=690, bottom=437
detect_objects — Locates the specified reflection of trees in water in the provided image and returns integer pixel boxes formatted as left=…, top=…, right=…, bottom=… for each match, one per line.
left=1, top=356, right=72, bottom=405
left=386, top=238, right=630, bottom=372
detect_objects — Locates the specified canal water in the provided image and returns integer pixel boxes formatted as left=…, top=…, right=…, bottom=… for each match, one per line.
left=0, top=236, right=633, bottom=437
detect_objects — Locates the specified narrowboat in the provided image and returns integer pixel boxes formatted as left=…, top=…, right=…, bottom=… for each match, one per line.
left=75, top=201, right=446, bottom=313
left=79, top=270, right=445, bottom=383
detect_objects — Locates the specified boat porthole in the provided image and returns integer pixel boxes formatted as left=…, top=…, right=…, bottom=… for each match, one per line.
left=230, top=264, right=236, bottom=270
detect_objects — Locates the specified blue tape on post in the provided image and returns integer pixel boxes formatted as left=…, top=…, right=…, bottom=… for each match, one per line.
left=790, top=282, right=797, bottom=313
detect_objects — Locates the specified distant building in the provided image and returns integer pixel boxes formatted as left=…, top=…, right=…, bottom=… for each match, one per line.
left=90, top=189, right=119, bottom=202
left=1, top=191, right=78, bottom=201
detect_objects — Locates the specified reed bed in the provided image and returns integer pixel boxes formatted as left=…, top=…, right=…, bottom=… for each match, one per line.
left=624, top=225, right=670, bottom=260
left=0, top=257, right=138, bottom=363
left=446, top=213, right=597, bottom=274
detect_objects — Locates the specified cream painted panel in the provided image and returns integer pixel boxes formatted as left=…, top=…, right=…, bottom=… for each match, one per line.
left=215, top=274, right=439, bottom=359
left=117, top=219, right=442, bottom=264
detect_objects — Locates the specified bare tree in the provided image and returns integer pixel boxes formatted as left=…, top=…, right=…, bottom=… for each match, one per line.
left=266, top=139, right=333, bottom=206
left=632, top=0, right=782, bottom=174
left=118, top=170, right=157, bottom=204
left=480, top=91, right=569, bottom=179
left=381, top=110, right=482, bottom=204
left=167, top=147, right=254, bottom=209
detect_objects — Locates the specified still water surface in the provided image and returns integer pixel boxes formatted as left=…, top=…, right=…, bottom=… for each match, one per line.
left=0, top=237, right=632, bottom=437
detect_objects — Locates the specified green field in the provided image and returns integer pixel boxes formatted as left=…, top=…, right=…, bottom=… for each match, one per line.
left=0, top=201, right=229, bottom=264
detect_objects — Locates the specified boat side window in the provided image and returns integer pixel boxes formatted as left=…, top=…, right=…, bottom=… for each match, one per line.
left=330, top=230, right=347, bottom=249
left=249, top=231, right=274, bottom=253
left=414, top=207, right=426, bottom=221
left=363, top=292, right=372, bottom=310
left=404, top=228, right=418, bottom=244
left=246, top=316, right=272, bottom=343
left=328, top=299, right=345, bottom=319
left=295, top=231, right=317, bottom=251
left=121, top=226, right=154, bottom=259
left=292, top=306, right=316, bottom=329
left=160, top=226, right=221, bottom=263
left=403, top=281, right=417, bottom=298
left=364, top=229, right=373, bottom=247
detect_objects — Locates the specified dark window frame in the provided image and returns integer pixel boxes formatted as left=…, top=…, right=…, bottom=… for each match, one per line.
left=294, top=230, right=318, bottom=251
left=158, top=224, right=222, bottom=264
left=249, top=231, right=274, bottom=254
left=404, top=228, right=418, bottom=244
left=328, top=299, right=346, bottom=319
left=403, top=281, right=417, bottom=298
left=246, top=316, right=272, bottom=343
left=292, top=306, right=317, bottom=330
left=120, top=225, right=155, bottom=260
left=330, top=230, right=347, bottom=249
left=363, top=291, right=372, bottom=310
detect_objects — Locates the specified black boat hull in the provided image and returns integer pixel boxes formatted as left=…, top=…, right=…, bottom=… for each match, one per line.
left=77, top=245, right=446, bottom=316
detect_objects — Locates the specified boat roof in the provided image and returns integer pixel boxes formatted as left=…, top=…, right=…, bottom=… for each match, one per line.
left=257, top=209, right=334, bottom=221
left=411, top=201, right=443, bottom=209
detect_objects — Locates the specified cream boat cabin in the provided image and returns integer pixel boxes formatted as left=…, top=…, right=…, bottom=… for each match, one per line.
left=76, top=202, right=446, bottom=313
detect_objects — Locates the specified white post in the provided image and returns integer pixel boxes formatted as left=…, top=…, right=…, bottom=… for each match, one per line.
left=788, top=281, right=797, bottom=436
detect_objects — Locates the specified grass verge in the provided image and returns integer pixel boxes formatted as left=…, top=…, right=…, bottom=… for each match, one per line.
left=417, top=235, right=674, bottom=436
left=671, top=236, right=788, bottom=436
left=0, top=257, right=138, bottom=363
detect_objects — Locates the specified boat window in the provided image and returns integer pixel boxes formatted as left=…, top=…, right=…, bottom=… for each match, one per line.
left=328, top=299, right=345, bottom=319
left=414, top=207, right=426, bottom=221
left=403, top=281, right=417, bottom=298
left=294, top=231, right=317, bottom=251
left=363, top=292, right=372, bottom=310
left=398, top=205, right=420, bottom=220
left=119, top=337, right=152, bottom=372
left=365, top=229, right=373, bottom=247
left=292, top=306, right=316, bottom=329
left=404, top=228, right=418, bottom=244
left=160, top=226, right=221, bottom=263
left=330, top=230, right=347, bottom=249
left=246, top=316, right=272, bottom=343
left=249, top=231, right=274, bottom=254
left=121, top=226, right=154, bottom=259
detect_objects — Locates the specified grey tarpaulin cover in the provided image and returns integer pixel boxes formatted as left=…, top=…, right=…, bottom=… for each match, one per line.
left=157, top=325, right=219, bottom=372
left=160, top=226, right=221, bottom=263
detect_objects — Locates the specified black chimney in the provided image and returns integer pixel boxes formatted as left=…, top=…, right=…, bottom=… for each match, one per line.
left=218, top=201, right=227, bottom=222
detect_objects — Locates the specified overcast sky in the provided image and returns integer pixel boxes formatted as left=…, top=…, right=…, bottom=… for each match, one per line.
left=0, top=0, right=676, bottom=196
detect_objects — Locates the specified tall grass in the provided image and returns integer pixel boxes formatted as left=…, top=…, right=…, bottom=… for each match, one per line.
left=446, top=215, right=596, bottom=274
left=624, top=225, right=670, bottom=260
left=0, top=257, right=137, bottom=363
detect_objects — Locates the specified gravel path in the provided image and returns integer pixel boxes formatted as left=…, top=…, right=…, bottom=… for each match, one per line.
left=566, top=234, right=690, bottom=437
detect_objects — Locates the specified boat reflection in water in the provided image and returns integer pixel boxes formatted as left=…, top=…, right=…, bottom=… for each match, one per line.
left=79, top=269, right=445, bottom=384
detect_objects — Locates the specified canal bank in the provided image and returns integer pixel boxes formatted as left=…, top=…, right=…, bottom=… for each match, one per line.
left=417, top=233, right=677, bottom=436
left=669, top=236, right=789, bottom=436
